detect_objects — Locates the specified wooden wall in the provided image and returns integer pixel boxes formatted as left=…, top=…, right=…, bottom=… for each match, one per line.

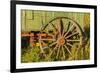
left=21, top=10, right=90, bottom=32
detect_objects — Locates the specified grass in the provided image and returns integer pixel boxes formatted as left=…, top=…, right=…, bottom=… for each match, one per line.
left=21, top=40, right=90, bottom=63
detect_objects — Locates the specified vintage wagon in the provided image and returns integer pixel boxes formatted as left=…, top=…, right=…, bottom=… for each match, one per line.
left=21, top=17, right=87, bottom=60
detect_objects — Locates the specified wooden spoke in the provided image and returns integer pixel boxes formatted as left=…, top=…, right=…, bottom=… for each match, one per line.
left=41, top=41, right=57, bottom=49
left=43, top=32, right=54, bottom=38
left=49, top=41, right=57, bottom=47
left=56, top=45, right=60, bottom=59
left=57, top=18, right=64, bottom=37
left=66, top=39, right=80, bottom=42
left=41, top=41, right=48, bottom=49
left=59, top=19, right=64, bottom=35
left=65, top=21, right=71, bottom=34
left=39, top=42, right=44, bottom=53
left=64, top=23, right=74, bottom=37
left=47, top=44, right=59, bottom=60
left=62, top=46, right=65, bottom=60
left=41, top=39, right=55, bottom=41
left=62, top=29, right=65, bottom=36
left=50, top=23, right=58, bottom=31
left=66, top=42, right=73, bottom=47
left=63, top=45, right=72, bottom=56
left=62, top=20, right=66, bottom=36
left=66, top=32, right=79, bottom=39
left=39, top=40, right=46, bottom=57
left=71, top=26, right=76, bottom=33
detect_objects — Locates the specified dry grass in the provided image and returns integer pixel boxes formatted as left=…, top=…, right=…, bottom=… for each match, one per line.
left=21, top=40, right=90, bottom=63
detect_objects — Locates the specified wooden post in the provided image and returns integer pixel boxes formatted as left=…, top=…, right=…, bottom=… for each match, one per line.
left=29, top=35, right=34, bottom=48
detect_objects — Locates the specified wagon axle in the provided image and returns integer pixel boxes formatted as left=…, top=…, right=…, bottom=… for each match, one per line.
left=57, top=37, right=65, bottom=45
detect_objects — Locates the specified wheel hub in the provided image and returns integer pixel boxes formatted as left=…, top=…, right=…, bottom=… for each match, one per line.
left=57, top=37, right=65, bottom=45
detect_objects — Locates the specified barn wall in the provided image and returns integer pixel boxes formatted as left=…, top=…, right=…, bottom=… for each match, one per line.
left=21, top=10, right=90, bottom=32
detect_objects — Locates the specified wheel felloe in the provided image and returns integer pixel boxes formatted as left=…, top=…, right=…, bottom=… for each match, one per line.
left=39, top=17, right=83, bottom=61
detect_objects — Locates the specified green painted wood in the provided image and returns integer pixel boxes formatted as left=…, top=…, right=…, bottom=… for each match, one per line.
left=21, top=10, right=90, bottom=32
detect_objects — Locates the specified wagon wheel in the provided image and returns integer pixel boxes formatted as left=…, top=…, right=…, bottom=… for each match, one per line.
left=39, top=17, right=84, bottom=61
